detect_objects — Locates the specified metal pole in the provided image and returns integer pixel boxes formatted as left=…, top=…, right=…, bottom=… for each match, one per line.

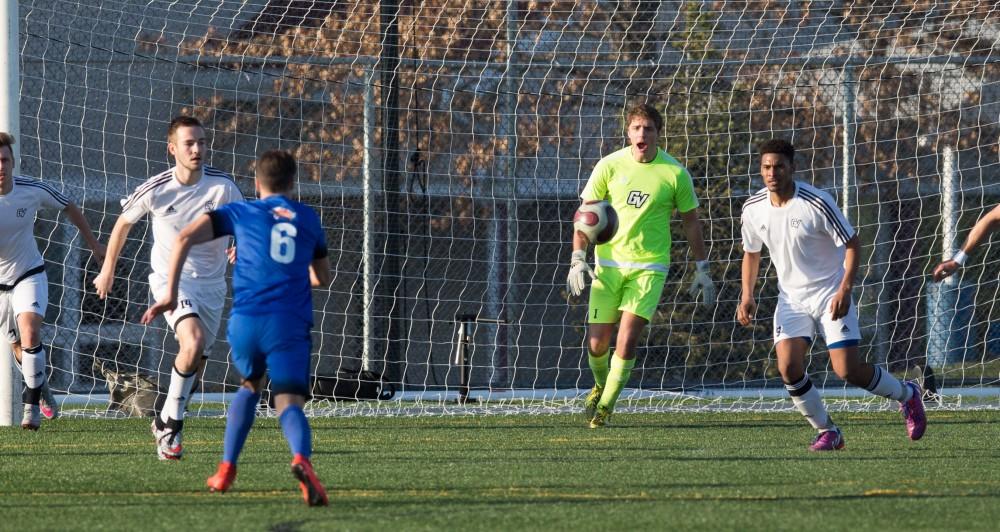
left=841, top=66, right=857, bottom=222
left=0, top=0, right=20, bottom=426
left=941, top=146, right=958, bottom=278
left=379, top=0, right=402, bottom=382
left=927, top=146, right=959, bottom=368
left=873, top=179, right=891, bottom=365
left=452, top=317, right=471, bottom=404
left=488, top=0, right=519, bottom=389
left=362, top=65, right=375, bottom=372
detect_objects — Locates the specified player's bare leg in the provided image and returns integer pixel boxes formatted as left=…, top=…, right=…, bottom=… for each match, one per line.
left=152, top=316, right=206, bottom=460
left=829, top=346, right=926, bottom=440
left=777, top=338, right=843, bottom=450
left=185, top=355, right=210, bottom=415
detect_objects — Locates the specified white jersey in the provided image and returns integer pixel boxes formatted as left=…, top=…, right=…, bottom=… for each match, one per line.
left=121, top=166, right=243, bottom=281
left=741, top=181, right=855, bottom=309
left=0, top=177, right=69, bottom=285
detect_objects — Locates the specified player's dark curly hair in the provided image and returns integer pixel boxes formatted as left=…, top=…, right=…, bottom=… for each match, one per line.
left=256, top=149, right=296, bottom=192
left=625, top=103, right=664, bottom=133
left=758, top=138, right=796, bottom=163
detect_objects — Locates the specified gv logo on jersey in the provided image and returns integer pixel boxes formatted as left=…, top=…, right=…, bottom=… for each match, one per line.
left=203, top=200, right=216, bottom=211
left=626, top=190, right=650, bottom=208
left=271, top=206, right=297, bottom=221
left=791, top=218, right=802, bottom=228
left=16, top=208, right=26, bottom=217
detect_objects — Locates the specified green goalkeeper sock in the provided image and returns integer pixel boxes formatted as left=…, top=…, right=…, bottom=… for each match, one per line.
left=588, top=351, right=610, bottom=388
left=598, top=356, right=635, bottom=411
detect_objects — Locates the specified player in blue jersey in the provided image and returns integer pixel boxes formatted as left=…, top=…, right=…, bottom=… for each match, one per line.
left=142, top=150, right=331, bottom=506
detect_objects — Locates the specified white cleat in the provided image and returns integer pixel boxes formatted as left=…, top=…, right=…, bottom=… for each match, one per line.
left=151, top=419, right=183, bottom=460
left=21, top=404, right=41, bottom=431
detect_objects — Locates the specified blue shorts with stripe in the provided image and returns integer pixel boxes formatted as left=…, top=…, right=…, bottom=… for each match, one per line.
left=226, top=313, right=312, bottom=396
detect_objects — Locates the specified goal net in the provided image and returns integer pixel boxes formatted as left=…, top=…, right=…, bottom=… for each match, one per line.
left=9, top=0, right=1000, bottom=417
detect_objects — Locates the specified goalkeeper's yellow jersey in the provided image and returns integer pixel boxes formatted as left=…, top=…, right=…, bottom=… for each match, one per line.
left=581, top=147, right=698, bottom=271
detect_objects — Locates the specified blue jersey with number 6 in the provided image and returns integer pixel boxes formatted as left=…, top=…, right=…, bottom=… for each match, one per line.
left=209, top=195, right=327, bottom=324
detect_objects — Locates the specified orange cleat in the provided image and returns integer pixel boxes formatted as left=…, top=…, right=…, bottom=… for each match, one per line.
left=291, top=455, right=329, bottom=507
left=206, top=462, right=237, bottom=493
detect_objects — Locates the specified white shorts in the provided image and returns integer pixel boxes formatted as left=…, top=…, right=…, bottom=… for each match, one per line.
left=774, top=294, right=861, bottom=348
left=148, top=273, right=227, bottom=352
left=0, top=271, right=47, bottom=344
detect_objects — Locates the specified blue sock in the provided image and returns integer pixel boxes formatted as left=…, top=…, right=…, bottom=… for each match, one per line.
left=222, top=387, right=259, bottom=465
left=279, top=405, right=312, bottom=459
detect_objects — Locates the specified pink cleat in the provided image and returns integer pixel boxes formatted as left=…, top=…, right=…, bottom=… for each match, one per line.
left=40, top=383, right=59, bottom=420
left=809, top=428, right=845, bottom=451
left=901, top=381, right=927, bottom=441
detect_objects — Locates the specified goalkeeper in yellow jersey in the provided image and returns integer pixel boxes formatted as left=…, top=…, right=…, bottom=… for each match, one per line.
left=566, top=103, right=716, bottom=428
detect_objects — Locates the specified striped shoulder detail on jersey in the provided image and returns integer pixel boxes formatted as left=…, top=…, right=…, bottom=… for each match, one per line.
left=14, top=177, right=70, bottom=205
left=204, top=166, right=244, bottom=199
left=122, top=172, right=173, bottom=211
left=798, top=187, right=852, bottom=242
left=130, top=170, right=173, bottom=196
left=742, top=189, right=769, bottom=210
left=203, top=165, right=236, bottom=182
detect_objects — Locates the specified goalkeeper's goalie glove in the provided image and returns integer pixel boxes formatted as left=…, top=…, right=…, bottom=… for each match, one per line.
left=566, top=249, right=596, bottom=297
left=688, top=260, right=717, bottom=306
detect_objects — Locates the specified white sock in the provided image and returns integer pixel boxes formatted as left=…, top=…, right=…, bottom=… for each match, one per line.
left=160, top=365, right=196, bottom=423
left=785, top=374, right=835, bottom=431
left=21, top=345, right=46, bottom=390
left=865, top=366, right=911, bottom=402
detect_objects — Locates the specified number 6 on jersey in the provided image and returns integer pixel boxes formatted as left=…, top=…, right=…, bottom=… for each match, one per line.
left=270, top=222, right=297, bottom=264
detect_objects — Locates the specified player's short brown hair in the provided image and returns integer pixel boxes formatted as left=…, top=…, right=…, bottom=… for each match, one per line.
left=0, top=131, right=16, bottom=158
left=758, top=138, right=796, bottom=163
left=624, top=103, right=664, bottom=133
left=256, top=150, right=296, bottom=192
left=167, top=116, right=203, bottom=142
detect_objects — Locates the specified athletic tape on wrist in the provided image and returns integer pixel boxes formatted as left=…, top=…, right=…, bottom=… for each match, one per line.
left=952, top=250, right=968, bottom=266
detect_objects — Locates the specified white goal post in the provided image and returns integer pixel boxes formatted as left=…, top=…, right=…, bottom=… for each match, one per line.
left=0, top=0, right=20, bottom=426
left=2, top=1, right=999, bottom=420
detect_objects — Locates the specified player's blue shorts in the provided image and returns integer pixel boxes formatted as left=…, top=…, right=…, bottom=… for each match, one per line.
left=226, top=313, right=312, bottom=396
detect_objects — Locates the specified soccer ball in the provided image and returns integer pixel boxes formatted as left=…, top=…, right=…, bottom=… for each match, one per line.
left=573, top=200, right=619, bottom=245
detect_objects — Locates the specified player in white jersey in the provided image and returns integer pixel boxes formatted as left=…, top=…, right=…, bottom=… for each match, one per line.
left=737, top=138, right=926, bottom=451
left=0, top=132, right=106, bottom=429
left=93, top=116, right=243, bottom=459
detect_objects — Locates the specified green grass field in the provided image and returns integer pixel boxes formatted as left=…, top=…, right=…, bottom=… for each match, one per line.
left=1, top=410, right=998, bottom=531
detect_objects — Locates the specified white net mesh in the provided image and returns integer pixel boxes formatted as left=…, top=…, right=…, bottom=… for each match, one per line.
left=13, top=1, right=1000, bottom=416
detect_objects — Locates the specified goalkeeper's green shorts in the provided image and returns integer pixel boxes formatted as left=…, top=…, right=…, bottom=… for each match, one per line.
left=587, top=265, right=666, bottom=323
